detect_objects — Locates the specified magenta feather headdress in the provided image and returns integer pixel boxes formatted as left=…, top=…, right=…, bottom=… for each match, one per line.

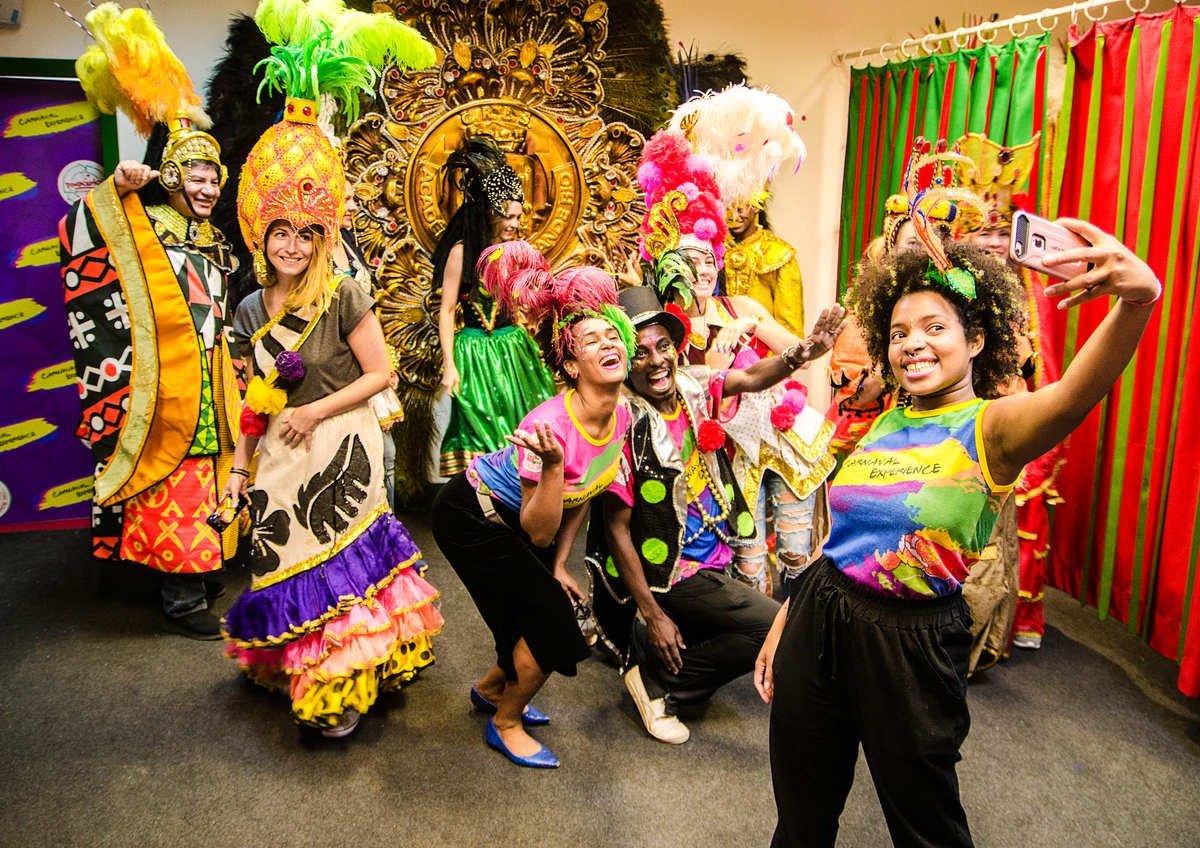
left=475, top=239, right=550, bottom=318
left=637, top=130, right=727, bottom=267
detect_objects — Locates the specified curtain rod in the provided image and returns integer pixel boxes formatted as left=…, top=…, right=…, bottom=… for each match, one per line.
left=832, top=0, right=1165, bottom=67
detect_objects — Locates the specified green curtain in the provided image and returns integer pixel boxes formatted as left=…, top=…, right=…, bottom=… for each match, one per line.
left=837, top=34, right=1049, bottom=295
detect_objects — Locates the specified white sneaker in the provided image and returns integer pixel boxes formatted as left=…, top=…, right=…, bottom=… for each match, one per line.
left=1012, top=634, right=1042, bottom=650
left=623, top=665, right=689, bottom=744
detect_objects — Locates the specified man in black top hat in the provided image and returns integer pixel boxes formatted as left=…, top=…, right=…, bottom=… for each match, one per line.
left=587, top=287, right=844, bottom=743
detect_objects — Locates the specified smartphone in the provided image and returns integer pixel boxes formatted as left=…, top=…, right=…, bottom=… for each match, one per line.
left=206, top=493, right=248, bottom=533
left=1010, top=211, right=1091, bottom=280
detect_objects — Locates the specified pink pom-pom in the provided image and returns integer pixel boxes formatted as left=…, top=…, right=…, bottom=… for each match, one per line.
left=686, top=153, right=712, bottom=175
left=693, top=218, right=718, bottom=241
left=678, top=181, right=700, bottom=200
left=782, top=387, right=808, bottom=411
left=770, top=404, right=797, bottom=431
left=637, top=161, right=663, bottom=192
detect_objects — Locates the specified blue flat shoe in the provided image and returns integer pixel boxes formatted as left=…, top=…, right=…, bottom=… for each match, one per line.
left=484, top=719, right=559, bottom=769
left=470, top=687, right=551, bottom=726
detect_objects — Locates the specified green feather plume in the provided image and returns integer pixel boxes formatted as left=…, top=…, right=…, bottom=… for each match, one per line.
left=253, top=0, right=436, bottom=121
left=653, top=250, right=697, bottom=309
left=599, top=303, right=638, bottom=366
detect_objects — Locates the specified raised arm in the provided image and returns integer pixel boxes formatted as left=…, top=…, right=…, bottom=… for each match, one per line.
left=723, top=305, right=847, bottom=396
left=512, top=422, right=566, bottom=547
left=984, top=218, right=1161, bottom=485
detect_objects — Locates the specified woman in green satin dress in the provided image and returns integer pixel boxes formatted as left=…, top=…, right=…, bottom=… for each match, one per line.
left=433, top=136, right=557, bottom=476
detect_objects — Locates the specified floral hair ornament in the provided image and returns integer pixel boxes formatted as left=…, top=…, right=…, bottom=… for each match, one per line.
left=637, top=130, right=727, bottom=268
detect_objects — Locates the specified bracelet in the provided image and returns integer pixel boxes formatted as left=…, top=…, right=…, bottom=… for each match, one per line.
left=781, top=344, right=806, bottom=370
left=230, top=468, right=250, bottom=478
left=1124, top=291, right=1161, bottom=307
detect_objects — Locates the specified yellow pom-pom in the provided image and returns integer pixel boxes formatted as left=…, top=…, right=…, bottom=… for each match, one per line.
left=245, top=376, right=288, bottom=416
left=885, top=194, right=911, bottom=216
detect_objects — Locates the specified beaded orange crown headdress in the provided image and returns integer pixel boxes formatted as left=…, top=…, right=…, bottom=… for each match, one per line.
left=236, top=0, right=435, bottom=276
left=74, top=3, right=226, bottom=192
left=954, top=132, right=1040, bottom=230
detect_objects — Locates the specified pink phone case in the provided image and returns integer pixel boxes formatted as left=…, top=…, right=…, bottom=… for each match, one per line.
left=1009, top=211, right=1090, bottom=280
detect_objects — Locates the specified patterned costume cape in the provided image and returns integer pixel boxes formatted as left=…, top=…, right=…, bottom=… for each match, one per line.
left=59, top=177, right=241, bottom=570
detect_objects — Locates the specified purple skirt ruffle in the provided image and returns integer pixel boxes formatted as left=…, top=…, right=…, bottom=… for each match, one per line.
left=223, top=513, right=425, bottom=644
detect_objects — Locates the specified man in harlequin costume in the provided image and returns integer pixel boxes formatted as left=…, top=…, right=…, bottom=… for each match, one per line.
left=956, top=132, right=1063, bottom=654
left=586, top=286, right=843, bottom=744
left=59, top=4, right=241, bottom=639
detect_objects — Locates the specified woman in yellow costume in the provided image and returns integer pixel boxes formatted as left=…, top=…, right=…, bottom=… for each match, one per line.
left=220, top=0, right=442, bottom=738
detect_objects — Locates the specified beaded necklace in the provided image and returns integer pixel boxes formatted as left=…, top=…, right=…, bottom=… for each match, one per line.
left=674, top=392, right=734, bottom=545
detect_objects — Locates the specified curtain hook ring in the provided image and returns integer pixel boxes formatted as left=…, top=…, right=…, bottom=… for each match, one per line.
left=921, top=32, right=938, bottom=55
left=1085, top=3, right=1109, bottom=21
left=1037, top=11, right=1060, bottom=31
left=1127, top=0, right=1149, bottom=13
left=950, top=30, right=968, bottom=51
left=879, top=42, right=895, bottom=65
left=899, top=37, right=917, bottom=59
left=1010, top=19, right=1030, bottom=38
left=978, top=22, right=999, bottom=44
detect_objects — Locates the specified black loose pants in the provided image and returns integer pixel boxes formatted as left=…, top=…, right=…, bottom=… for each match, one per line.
left=636, top=569, right=780, bottom=708
left=769, top=558, right=974, bottom=848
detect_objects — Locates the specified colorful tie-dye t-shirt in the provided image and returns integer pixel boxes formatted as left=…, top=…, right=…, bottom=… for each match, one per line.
left=823, top=398, right=1014, bottom=599
left=468, top=390, right=630, bottom=513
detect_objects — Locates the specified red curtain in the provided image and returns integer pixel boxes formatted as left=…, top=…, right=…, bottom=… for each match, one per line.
left=1046, top=4, right=1200, bottom=696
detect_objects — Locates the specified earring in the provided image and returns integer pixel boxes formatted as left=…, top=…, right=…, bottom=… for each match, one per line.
left=252, top=249, right=271, bottom=287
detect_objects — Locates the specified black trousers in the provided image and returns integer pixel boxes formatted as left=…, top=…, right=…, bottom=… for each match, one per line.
left=769, top=558, right=974, bottom=848
left=431, top=474, right=589, bottom=680
left=635, top=569, right=780, bottom=708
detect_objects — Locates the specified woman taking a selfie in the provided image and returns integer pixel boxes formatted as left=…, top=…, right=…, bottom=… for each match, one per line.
left=756, top=219, right=1162, bottom=847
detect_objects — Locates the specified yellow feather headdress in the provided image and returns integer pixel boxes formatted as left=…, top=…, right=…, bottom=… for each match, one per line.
left=75, top=3, right=226, bottom=190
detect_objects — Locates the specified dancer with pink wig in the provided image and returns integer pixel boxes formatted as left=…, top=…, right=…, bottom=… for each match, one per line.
left=432, top=265, right=637, bottom=769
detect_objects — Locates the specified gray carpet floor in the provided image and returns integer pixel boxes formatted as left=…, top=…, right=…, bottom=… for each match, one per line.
left=2, top=515, right=1199, bottom=848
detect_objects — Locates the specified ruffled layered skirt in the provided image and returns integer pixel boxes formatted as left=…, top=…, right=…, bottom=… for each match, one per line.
left=222, top=404, right=443, bottom=729
left=440, top=324, right=556, bottom=477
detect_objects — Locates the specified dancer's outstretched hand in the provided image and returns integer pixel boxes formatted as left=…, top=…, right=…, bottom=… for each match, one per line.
left=507, top=421, right=564, bottom=468
left=798, top=304, right=848, bottom=361
left=1044, top=219, right=1161, bottom=310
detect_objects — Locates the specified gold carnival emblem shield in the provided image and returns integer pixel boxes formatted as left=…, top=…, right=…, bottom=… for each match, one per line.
left=406, top=100, right=586, bottom=264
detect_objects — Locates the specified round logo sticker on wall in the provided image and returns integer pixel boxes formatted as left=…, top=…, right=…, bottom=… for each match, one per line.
left=58, top=160, right=103, bottom=205
left=0, top=480, right=11, bottom=520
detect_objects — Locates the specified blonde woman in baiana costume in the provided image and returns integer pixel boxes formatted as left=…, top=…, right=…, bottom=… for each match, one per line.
left=219, top=0, right=442, bottom=738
